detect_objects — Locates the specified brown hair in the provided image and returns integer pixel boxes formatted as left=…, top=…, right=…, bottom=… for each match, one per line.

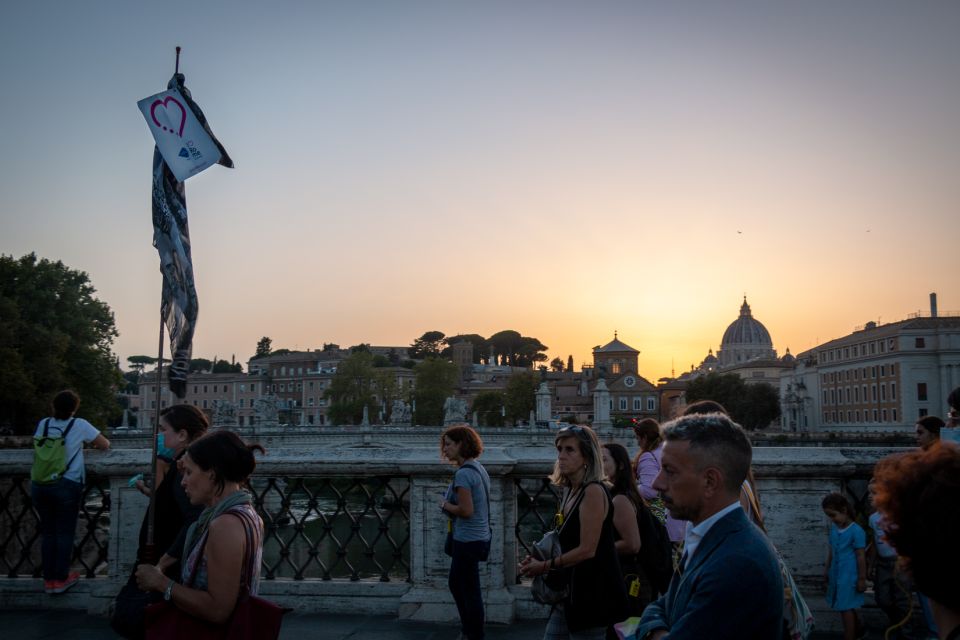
left=160, top=404, right=209, bottom=442
left=821, top=492, right=855, bottom=520
left=683, top=399, right=729, bottom=416
left=917, top=415, right=945, bottom=436
left=52, top=390, right=80, bottom=420
left=873, top=445, right=960, bottom=610
left=187, top=430, right=265, bottom=495
left=440, top=424, right=484, bottom=460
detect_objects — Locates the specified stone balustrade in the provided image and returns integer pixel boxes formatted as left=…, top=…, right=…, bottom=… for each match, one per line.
left=0, top=442, right=908, bottom=631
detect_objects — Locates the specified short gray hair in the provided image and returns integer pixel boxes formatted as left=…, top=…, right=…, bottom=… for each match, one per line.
left=662, top=412, right=752, bottom=493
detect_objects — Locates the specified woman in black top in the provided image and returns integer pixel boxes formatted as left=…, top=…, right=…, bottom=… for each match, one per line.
left=112, top=404, right=208, bottom=639
left=602, top=443, right=652, bottom=625
left=521, top=425, right=627, bottom=639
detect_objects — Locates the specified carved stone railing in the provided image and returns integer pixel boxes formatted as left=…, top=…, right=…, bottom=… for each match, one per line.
left=0, top=443, right=907, bottom=630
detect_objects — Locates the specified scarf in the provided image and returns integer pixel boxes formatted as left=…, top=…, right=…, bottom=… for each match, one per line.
left=182, top=490, right=252, bottom=559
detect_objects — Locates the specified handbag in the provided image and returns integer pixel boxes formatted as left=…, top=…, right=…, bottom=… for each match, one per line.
left=529, top=488, right=585, bottom=605
left=145, top=593, right=286, bottom=640
left=111, top=571, right=161, bottom=639
left=145, top=509, right=288, bottom=640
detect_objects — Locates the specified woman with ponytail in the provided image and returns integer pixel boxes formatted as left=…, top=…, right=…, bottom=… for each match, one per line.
left=135, top=430, right=267, bottom=630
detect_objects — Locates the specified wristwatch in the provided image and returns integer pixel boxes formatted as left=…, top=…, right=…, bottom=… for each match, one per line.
left=163, top=579, right=175, bottom=601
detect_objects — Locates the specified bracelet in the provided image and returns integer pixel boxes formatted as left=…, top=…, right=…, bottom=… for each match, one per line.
left=163, top=579, right=175, bottom=602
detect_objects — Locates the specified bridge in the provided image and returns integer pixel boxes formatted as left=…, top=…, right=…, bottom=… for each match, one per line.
left=0, top=426, right=906, bottom=635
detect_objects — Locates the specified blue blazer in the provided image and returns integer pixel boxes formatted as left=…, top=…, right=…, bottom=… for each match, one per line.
left=637, top=508, right=783, bottom=640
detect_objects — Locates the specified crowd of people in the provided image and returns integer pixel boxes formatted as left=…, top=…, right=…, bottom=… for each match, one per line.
left=28, top=386, right=960, bottom=639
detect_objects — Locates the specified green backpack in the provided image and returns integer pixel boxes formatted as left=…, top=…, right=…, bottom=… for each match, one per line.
left=31, top=418, right=78, bottom=484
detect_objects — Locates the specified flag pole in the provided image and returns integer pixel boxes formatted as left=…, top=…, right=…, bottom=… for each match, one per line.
left=145, top=296, right=164, bottom=563
left=145, top=45, right=180, bottom=562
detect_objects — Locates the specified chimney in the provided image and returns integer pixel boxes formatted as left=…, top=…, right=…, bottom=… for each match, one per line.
left=930, top=292, right=938, bottom=318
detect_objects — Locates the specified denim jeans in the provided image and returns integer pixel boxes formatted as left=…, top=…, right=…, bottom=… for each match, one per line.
left=448, top=538, right=489, bottom=640
left=32, top=477, right=83, bottom=581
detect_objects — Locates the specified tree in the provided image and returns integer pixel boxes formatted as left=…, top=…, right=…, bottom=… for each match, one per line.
left=567, top=355, right=574, bottom=373
left=409, top=331, right=446, bottom=360
left=488, top=330, right=522, bottom=365
left=253, top=336, right=272, bottom=359
left=0, top=253, right=122, bottom=432
left=324, top=351, right=379, bottom=425
left=189, top=358, right=213, bottom=373
left=685, top=373, right=781, bottom=431
left=442, top=334, right=488, bottom=363
left=550, top=357, right=565, bottom=372
left=504, top=370, right=539, bottom=424
left=413, top=358, right=459, bottom=425
left=127, top=355, right=158, bottom=374
left=487, top=330, right=548, bottom=367
left=471, top=391, right=505, bottom=427
left=212, top=358, right=242, bottom=373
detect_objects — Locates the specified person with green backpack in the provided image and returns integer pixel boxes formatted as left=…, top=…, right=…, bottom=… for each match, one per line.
left=31, top=390, right=110, bottom=594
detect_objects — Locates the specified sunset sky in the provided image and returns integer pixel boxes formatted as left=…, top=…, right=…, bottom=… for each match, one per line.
left=1, top=1, right=957, bottom=381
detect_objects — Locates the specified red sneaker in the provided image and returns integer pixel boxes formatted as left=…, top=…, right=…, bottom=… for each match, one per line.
left=50, top=572, right=80, bottom=594
left=43, top=580, right=58, bottom=594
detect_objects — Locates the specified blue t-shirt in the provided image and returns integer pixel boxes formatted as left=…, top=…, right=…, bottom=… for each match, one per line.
left=34, top=417, right=100, bottom=484
left=446, top=461, right=491, bottom=542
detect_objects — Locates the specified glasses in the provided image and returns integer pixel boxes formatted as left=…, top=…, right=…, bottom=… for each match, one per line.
left=557, top=425, right=587, bottom=438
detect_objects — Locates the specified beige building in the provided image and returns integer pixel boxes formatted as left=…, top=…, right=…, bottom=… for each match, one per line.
left=779, top=295, right=960, bottom=431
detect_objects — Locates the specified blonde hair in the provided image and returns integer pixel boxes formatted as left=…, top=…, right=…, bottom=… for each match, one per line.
left=549, top=425, right=606, bottom=487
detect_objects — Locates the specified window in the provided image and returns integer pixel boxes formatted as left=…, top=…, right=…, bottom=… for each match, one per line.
left=845, top=370, right=850, bottom=381
left=854, top=369, right=859, bottom=381
left=203, top=385, right=208, bottom=393
left=852, top=346, right=859, bottom=357
left=915, top=337, right=925, bottom=348
left=239, top=398, right=244, bottom=408
left=882, top=409, right=888, bottom=421
left=881, top=384, right=886, bottom=401
left=917, top=383, right=928, bottom=401
left=251, top=383, right=256, bottom=393
left=308, top=398, right=315, bottom=407
left=846, top=411, right=852, bottom=422
left=213, top=385, right=217, bottom=393
left=856, top=410, right=861, bottom=422
left=633, top=398, right=642, bottom=411
left=308, top=382, right=314, bottom=390
left=646, top=397, right=656, bottom=411
left=854, top=387, right=860, bottom=402
left=823, top=390, right=829, bottom=405
left=619, top=397, right=628, bottom=411
left=879, top=365, right=885, bottom=377
left=612, top=362, right=622, bottom=375
left=871, top=385, right=877, bottom=401
left=845, top=388, right=850, bottom=403
left=919, top=408, right=928, bottom=418
left=193, top=385, right=198, bottom=394
left=202, top=400, right=207, bottom=408
left=891, top=382, right=896, bottom=400
left=888, top=339, right=895, bottom=351
left=831, top=389, right=836, bottom=405
left=240, top=384, right=245, bottom=392
left=892, top=409, right=897, bottom=421
left=872, top=409, right=878, bottom=422
left=844, top=348, right=849, bottom=359
left=871, top=343, right=876, bottom=354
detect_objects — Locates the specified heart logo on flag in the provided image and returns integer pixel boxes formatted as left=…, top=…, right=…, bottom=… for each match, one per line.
left=150, top=96, right=187, bottom=137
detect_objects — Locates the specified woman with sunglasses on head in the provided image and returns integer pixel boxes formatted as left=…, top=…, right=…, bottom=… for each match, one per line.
left=521, top=425, right=627, bottom=640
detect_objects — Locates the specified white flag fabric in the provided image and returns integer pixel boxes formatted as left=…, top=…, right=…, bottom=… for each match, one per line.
left=138, top=88, right=222, bottom=182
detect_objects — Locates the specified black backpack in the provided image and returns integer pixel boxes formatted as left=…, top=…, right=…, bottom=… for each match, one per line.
left=636, top=500, right=673, bottom=596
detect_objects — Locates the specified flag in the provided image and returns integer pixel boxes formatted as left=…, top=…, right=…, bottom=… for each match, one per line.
left=150, top=73, right=232, bottom=397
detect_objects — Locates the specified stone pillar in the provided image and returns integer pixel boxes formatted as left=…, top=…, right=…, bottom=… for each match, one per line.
left=535, top=382, right=551, bottom=424
left=592, top=379, right=611, bottom=432
left=399, top=466, right=517, bottom=624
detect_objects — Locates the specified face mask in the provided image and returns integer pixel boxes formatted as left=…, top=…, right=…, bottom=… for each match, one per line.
left=157, top=433, right=176, bottom=459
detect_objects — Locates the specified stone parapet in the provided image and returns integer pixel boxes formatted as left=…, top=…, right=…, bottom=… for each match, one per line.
left=0, top=443, right=911, bottom=631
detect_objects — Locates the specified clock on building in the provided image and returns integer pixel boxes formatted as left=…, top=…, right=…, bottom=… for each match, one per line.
left=623, top=375, right=636, bottom=388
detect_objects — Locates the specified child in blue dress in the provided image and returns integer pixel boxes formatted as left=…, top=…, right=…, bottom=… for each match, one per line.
left=822, top=492, right=867, bottom=640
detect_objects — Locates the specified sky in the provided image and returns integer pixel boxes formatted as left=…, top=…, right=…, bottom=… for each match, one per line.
left=1, top=1, right=958, bottom=381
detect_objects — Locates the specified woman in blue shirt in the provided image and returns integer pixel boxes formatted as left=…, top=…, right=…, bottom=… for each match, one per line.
left=440, top=424, right=491, bottom=640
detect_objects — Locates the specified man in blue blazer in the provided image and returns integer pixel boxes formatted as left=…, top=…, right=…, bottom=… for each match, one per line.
left=637, top=412, right=783, bottom=640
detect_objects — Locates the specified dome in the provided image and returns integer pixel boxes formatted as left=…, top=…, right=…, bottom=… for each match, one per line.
left=702, top=349, right=718, bottom=364
left=716, top=297, right=777, bottom=367
left=781, top=348, right=795, bottom=364
left=721, top=298, right=773, bottom=347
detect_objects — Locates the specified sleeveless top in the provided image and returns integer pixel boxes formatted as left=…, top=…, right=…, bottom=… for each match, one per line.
left=557, top=481, right=629, bottom=631
left=182, top=502, right=264, bottom=595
